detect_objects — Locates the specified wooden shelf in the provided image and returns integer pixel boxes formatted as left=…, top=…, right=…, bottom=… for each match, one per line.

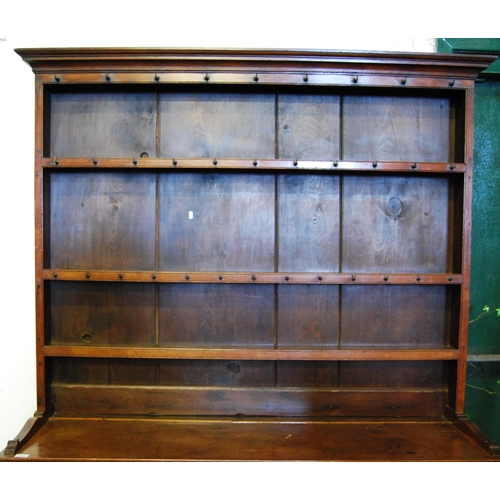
left=42, top=270, right=464, bottom=285
left=40, top=157, right=468, bottom=173
left=43, top=345, right=461, bottom=361
left=2, top=416, right=498, bottom=461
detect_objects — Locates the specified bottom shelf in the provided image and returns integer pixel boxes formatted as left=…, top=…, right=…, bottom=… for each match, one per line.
left=1, top=415, right=498, bottom=461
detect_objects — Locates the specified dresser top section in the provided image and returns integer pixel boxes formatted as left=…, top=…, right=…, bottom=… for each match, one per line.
left=15, top=47, right=497, bottom=79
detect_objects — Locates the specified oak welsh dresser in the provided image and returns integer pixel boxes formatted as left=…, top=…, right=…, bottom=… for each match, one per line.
left=2, top=47, right=499, bottom=461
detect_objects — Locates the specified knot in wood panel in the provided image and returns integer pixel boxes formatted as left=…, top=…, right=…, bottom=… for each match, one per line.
left=386, top=196, right=403, bottom=219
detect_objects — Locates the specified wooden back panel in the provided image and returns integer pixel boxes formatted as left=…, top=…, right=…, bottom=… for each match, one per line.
left=46, top=89, right=462, bottom=162
left=159, top=173, right=275, bottom=271
left=50, top=92, right=157, bottom=158
left=342, top=95, right=452, bottom=162
left=341, top=174, right=450, bottom=273
left=160, top=91, right=275, bottom=158
left=47, top=171, right=156, bottom=270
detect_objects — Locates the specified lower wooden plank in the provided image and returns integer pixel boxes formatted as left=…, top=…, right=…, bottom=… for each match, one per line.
left=43, top=345, right=460, bottom=361
left=1, top=416, right=497, bottom=461
left=51, top=384, right=446, bottom=418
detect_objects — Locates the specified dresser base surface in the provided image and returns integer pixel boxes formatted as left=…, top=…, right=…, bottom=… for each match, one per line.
left=1, top=416, right=497, bottom=461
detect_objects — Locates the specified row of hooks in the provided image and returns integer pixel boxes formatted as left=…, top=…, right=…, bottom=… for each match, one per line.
left=52, top=72, right=456, bottom=87
left=51, top=156, right=459, bottom=171
left=49, top=271, right=457, bottom=284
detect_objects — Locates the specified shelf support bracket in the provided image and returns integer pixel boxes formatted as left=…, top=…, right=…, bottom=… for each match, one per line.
left=445, top=406, right=500, bottom=457
left=1, top=410, right=51, bottom=458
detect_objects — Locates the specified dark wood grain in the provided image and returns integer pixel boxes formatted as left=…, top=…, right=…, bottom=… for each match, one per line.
left=159, top=173, right=275, bottom=271
left=48, top=172, right=156, bottom=270
left=159, top=91, right=275, bottom=158
left=48, top=281, right=156, bottom=346
left=278, top=174, right=340, bottom=272
left=51, top=357, right=109, bottom=384
left=158, top=360, right=275, bottom=387
left=342, top=95, right=452, bottom=162
left=52, top=357, right=159, bottom=388
left=50, top=384, right=445, bottom=418
left=277, top=285, right=339, bottom=347
left=341, top=174, right=450, bottom=273
left=158, top=284, right=275, bottom=346
left=109, top=359, right=157, bottom=385
left=276, top=361, right=339, bottom=387
left=278, top=93, right=340, bottom=160
left=50, top=92, right=157, bottom=158
left=340, top=285, right=449, bottom=347
left=339, top=360, right=447, bottom=388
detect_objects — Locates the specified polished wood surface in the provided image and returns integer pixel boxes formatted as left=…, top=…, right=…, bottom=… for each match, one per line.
left=43, top=345, right=461, bottom=360
left=15, top=47, right=495, bottom=79
left=50, top=385, right=447, bottom=417
left=3, top=417, right=497, bottom=461
left=39, top=157, right=470, bottom=172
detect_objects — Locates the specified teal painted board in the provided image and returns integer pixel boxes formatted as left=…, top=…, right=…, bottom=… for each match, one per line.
left=469, top=79, right=500, bottom=355
left=466, top=79, right=500, bottom=446
left=437, top=38, right=500, bottom=74
left=438, top=38, right=500, bottom=53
